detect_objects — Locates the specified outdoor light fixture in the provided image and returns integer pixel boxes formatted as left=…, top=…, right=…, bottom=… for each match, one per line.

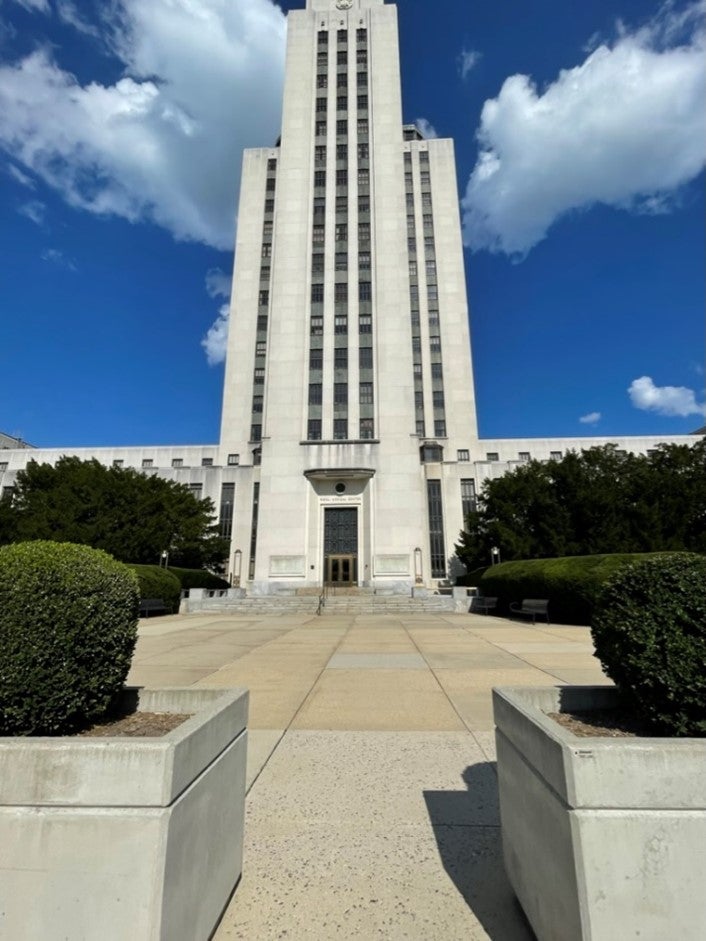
left=232, top=549, right=242, bottom=587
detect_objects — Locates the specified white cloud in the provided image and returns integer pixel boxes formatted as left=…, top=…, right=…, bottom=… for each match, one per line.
left=18, top=198, right=45, bottom=224
left=7, top=163, right=34, bottom=187
left=205, top=267, right=232, bottom=299
left=55, top=1, right=100, bottom=38
left=0, top=0, right=287, bottom=249
left=8, top=0, right=50, bottom=12
left=41, top=247, right=76, bottom=270
left=579, top=411, right=602, bottom=425
left=415, top=117, right=438, bottom=139
left=628, top=375, right=705, bottom=417
left=201, top=302, right=229, bottom=366
left=462, top=2, right=706, bottom=256
left=459, top=48, right=481, bottom=80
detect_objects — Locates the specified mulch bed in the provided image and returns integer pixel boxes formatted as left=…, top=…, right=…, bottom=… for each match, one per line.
left=78, top=712, right=192, bottom=737
left=548, top=709, right=656, bottom=738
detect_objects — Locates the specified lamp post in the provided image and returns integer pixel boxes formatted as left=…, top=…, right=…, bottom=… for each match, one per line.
left=160, top=549, right=169, bottom=569
left=491, top=546, right=500, bottom=566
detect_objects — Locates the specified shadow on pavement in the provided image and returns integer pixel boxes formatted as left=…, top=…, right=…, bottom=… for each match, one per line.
left=424, top=762, right=536, bottom=941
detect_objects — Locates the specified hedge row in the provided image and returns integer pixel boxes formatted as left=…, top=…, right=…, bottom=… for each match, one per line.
left=125, top=565, right=230, bottom=614
left=478, top=552, right=694, bottom=625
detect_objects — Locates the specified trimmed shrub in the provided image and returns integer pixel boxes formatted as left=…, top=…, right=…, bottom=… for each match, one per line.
left=591, top=553, right=706, bottom=736
left=167, top=567, right=230, bottom=591
left=0, top=541, right=139, bottom=736
left=126, top=564, right=181, bottom=613
left=455, top=566, right=488, bottom=588
left=479, top=552, right=687, bottom=625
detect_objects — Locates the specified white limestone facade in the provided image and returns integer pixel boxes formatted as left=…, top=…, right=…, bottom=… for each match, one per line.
left=0, top=0, right=699, bottom=590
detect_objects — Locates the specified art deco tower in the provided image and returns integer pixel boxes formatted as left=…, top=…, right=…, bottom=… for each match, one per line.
left=219, top=0, right=477, bottom=591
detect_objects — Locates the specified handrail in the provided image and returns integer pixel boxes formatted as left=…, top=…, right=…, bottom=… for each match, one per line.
left=316, top=583, right=328, bottom=616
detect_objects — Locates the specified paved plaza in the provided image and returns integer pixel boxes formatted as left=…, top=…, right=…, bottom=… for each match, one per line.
left=127, top=612, right=611, bottom=940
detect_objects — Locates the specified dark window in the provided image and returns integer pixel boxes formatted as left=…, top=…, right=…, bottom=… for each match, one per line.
left=309, top=383, right=322, bottom=405
left=254, top=367, right=265, bottom=385
left=415, top=391, right=424, bottom=409
left=248, top=481, right=259, bottom=578
left=457, top=450, right=470, bottom=462
left=358, top=195, right=370, bottom=214
left=311, top=283, right=324, bottom=303
left=431, top=362, right=443, bottom=379
left=360, top=418, right=374, bottom=439
left=252, top=448, right=261, bottom=466
left=518, top=451, right=531, bottom=462
left=359, top=346, right=373, bottom=369
left=266, top=178, right=275, bottom=192
left=318, top=30, right=328, bottom=45
left=336, top=195, right=347, bottom=213
left=337, top=95, right=347, bottom=111
left=227, top=453, right=240, bottom=466
left=357, top=94, right=368, bottom=110
left=315, top=145, right=326, bottom=163
left=337, top=49, right=347, bottom=65
left=416, top=419, right=425, bottom=436
left=336, top=223, right=347, bottom=241
left=333, top=419, right=348, bottom=440
left=171, top=458, right=183, bottom=468
left=259, top=290, right=269, bottom=306
left=359, top=382, right=373, bottom=404
left=427, top=480, right=446, bottom=578
left=257, top=315, right=268, bottom=331
left=461, top=479, right=476, bottom=526
left=262, top=243, right=271, bottom=258
left=336, top=119, right=347, bottom=136
left=358, top=223, right=370, bottom=243
left=313, top=196, right=325, bottom=218
left=316, top=120, right=326, bottom=137
left=264, top=198, right=274, bottom=213
left=335, top=251, right=347, bottom=270
left=358, top=168, right=369, bottom=186
left=317, top=74, right=328, bottom=89
left=359, top=252, right=371, bottom=270
left=201, top=457, right=213, bottom=467
left=335, top=281, right=347, bottom=302
left=334, top=347, right=348, bottom=369
left=356, top=28, right=367, bottom=42
left=357, top=118, right=368, bottom=135
left=252, top=394, right=263, bottom=413
left=359, top=314, right=372, bottom=334
left=316, top=97, right=327, bottom=113
left=433, top=390, right=445, bottom=409
left=263, top=221, right=272, bottom=237
left=336, top=168, right=347, bottom=185
left=413, top=362, right=422, bottom=378
left=337, top=143, right=348, bottom=160
left=334, top=314, right=348, bottom=334
left=358, top=142, right=369, bottom=160
left=422, top=443, right=443, bottom=463
left=420, top=170, right=430, bottom=185
left=412, top=336, right=421, bottom=352
left=337, top=29, right=347, bottom=43
left=311, top=315, right=324, bottom=335
left=334, top=382, right=348, bottom=405
left=434, top=420, right=446, bottom=437
left=357, top=71, right=368, bottom=87
left=310, top=348, right=323, bottom=371
left=486, top=452, right=499, bottom=462
left=337, top=72, right=347, bottom=88
left=260, top=265, right=270, bottom=280
left=356, top=49, right=367, bottom=65
left=430, top=336, right=441, bottom=352
left=359, top=281, right=372, bottom=301
left=267, top=158, right=277, bottom=171
left=312, top=225, right=325, bottom=244
left=256, top=340, right=266, bottom=356
left=314, top=170, right=326, bottom=187
left=250, top=424, right=262, bottom=442
left=408, top=236, right=416, bottom=253
left=219, top=482, right=235, bottom=539
left=419, top=151, right=429, bottom=164
left=308, top=419, right=322, bottom=440
left=312, top=253, right=324, bottom=274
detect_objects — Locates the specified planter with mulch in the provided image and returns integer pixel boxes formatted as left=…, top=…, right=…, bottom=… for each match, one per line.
left=493, top=685, right=706, bottom=941
left=0, top=686, right=248, bottom=941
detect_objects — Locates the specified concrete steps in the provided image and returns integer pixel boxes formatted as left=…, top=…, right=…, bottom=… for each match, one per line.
left=192, top=595, right=455, bottom=616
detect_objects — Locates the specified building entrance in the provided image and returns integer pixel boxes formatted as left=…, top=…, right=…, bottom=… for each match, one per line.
left=324, top=507, right=358, bottom=586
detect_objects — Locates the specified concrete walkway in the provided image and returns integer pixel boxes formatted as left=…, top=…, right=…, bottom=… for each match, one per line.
left=127, top=612, right=610, bottom=940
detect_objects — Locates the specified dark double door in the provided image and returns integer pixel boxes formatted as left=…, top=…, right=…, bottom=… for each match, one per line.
left=324, top=507, right=358, bottom=586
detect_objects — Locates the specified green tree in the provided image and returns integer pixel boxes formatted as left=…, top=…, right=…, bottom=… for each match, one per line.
left=455, top=441, right=706, bottom=570
left=0, top=457, right=228, bottom=568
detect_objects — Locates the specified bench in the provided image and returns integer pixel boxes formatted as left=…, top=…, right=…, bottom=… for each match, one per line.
left=470, top=596, right=498, bottom=615
left=139, top=598, right=168, bottom=618
left=509, top=599, right=549, bottom=624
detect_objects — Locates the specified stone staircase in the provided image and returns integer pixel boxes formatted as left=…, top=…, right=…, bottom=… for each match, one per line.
left=185, top=588, right=458, bottom=616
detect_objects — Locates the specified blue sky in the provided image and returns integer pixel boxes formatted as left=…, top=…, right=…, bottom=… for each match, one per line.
left=0, top=0, right=703, bottom=447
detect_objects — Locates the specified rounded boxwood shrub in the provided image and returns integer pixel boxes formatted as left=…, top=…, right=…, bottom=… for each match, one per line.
left=126, top=564, right=181, bottom=613
left=591, top=553, right=706, bottom=737
left=167, top=566, right=229, bottom=592
left=0, top=541, right=139, bottom=736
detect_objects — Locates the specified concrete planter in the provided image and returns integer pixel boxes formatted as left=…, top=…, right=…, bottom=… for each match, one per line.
left=0, top=687, right=248, bottom=941
left=493, top=685, right=706, bottom=941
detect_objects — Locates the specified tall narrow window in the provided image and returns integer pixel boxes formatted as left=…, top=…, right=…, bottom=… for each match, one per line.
left=248, top=482, right=259, bottom=579
left=461, top=479, right=476, bottom=526
left=219, top=482, right=235, bottom=540
left=333, top=419, right=348, bottom=440
left=427, top=480, right=446, bottom=578
left=308, top=419, right=322, bottom=440
left=334, top=382, right=348, bottom=405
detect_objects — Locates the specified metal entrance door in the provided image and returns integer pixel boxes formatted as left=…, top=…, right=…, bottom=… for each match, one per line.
left=324, top=508, right=358, bottom=585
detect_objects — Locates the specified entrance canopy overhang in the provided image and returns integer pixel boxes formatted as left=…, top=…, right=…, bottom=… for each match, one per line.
left=304, top=468, right=375, bottom=481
